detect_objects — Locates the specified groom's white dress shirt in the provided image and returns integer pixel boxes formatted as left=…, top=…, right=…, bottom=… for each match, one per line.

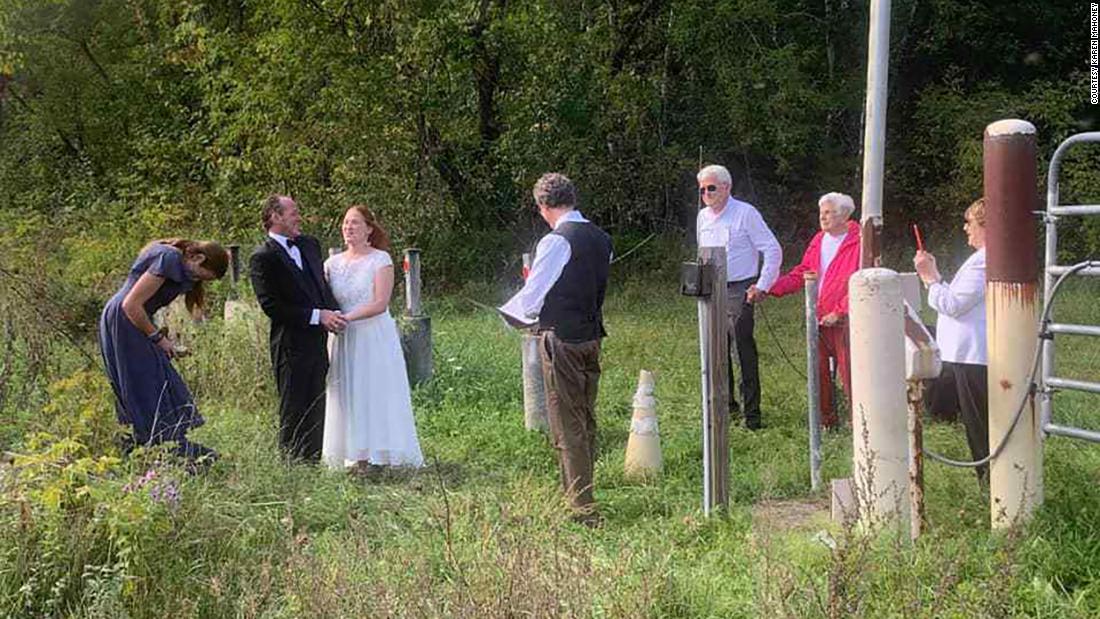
left=269, top=231, right=321, bottom=325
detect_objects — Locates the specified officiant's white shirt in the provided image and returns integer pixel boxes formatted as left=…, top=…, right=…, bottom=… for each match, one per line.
left=499, top=210, right=599, bottom=327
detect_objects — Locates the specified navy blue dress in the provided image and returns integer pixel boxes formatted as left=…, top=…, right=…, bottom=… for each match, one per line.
left=98, top=245, right=206, bottom=451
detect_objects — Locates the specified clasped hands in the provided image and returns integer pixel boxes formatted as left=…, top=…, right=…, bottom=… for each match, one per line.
left=320, top=309, right=349, bottom=333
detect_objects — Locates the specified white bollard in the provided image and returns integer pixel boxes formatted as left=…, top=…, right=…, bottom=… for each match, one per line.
left=624, top=369, right=661, bottom=479
left=849, top=268, right=909, bottom=530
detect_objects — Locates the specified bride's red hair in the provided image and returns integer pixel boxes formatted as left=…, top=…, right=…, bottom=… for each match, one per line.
left=347, top=205, right=392, bottom=251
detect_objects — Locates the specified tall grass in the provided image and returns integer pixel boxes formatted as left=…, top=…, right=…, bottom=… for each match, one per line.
left=1, top=272, right=1098, bottom=617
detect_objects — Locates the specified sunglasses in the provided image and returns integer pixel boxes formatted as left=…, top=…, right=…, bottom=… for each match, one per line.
left=699, top=185, right=720, bottom=194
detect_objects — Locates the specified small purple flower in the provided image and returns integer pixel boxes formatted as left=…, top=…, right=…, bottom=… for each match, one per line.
left=123, top=469, right=180, bottom=511
left=149, top=479, right=180, bottom=511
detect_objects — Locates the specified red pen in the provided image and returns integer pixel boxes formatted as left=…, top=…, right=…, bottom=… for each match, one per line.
left=912, top=223, right=925, bottom=252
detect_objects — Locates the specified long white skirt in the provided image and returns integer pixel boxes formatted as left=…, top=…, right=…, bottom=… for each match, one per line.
left=322, top=311, right=424, bottom=469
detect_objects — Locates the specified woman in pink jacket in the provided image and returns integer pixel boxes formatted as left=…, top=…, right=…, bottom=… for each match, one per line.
left=769, top=193, right=861, bottom=428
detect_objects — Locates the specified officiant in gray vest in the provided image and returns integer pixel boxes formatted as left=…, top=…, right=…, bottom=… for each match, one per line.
left=499, top=173, right=612, bottom=526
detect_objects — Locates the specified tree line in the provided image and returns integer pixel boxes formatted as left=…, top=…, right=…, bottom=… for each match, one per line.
left=0, top=0, right=1096, bottom=290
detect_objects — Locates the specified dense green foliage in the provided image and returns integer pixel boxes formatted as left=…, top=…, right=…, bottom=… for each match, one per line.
left=2, top=0, right=1099, bottom=288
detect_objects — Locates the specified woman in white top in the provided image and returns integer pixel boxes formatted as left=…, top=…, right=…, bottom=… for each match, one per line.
left=914, top=198, right=988, bottom=481
left=321, top=205, right=424, bottom=472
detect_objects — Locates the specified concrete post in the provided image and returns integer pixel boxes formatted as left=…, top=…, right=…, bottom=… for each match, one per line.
left=984, top=119, right=1042, bottom=528
left=849, top=268, right=909, bottom=530
left=804, top=272, right=823, bottom=492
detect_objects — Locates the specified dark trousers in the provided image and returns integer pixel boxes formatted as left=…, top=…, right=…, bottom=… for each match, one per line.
left=726, top=280, right=761, bottom=428
left=273, top=336, right=328, bottom=461
left=539, top=331, right=601, bottom=512
left=929, top=361, right=989, bottom=480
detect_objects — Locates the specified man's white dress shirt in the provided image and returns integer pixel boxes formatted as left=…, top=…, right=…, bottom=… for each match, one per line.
left=928, top=248, right=986, bottom=365
left=269, top=231, right=321, bottom=325
left=499, top=211, right=593, bottom=327
left=696, top=197, right=782, bottom=291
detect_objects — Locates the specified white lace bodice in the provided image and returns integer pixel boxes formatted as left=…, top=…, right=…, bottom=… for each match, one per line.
left=324, top=250, right=393, bottom=314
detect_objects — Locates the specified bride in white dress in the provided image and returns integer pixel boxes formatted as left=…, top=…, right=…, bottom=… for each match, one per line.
left=322, top=205, right=424, bottom=470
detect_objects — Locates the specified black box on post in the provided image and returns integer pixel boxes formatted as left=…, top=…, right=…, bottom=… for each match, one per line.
left=679, top=261, right=714, bottom=297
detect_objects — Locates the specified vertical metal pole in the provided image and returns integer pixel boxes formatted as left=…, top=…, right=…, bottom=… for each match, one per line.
left=698, top=298, right=711, bottom=515
left=404, top=248, right=422, bottom=317
left=906, top=380, right=925, bottom=540
left=804, top=273, right=822, bottom=492
left=400, top=248, right=433, bottom=386
left=1041, top=154, right=1060, bottom=432
left=984, top=119, right=1042, bottom=528
left=849, top=268, right=909, bottom=530
left=227, top=244, right=241, bottom=288
left=223, top=244, right=244, bottom=319
left=520, top=252, right=548, bottom=431
left=699, top=247, right=730, bottom=515
left=859, top=0, right=891, bottom=268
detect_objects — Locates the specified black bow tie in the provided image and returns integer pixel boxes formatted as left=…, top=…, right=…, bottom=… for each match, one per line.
left=286, top=237, right=299, bottom=249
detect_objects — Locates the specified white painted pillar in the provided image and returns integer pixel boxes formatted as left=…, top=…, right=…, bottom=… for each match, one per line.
left=849, top=268, right=909, bottom=529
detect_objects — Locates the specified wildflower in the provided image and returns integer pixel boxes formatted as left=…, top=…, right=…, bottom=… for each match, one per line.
left=123, top=468, right=180, bottom=511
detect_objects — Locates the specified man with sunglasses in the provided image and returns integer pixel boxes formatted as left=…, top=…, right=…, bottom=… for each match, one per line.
left=696, top=164, right=782, bottom=430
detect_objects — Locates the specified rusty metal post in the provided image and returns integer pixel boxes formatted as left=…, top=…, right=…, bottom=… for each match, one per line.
left=906, top=379, right=925, bottom=540
left=859, top=0, right=891, bottom=269
left=984, top=119, right=1042, bottom=528
left=804, top=272, right=823, bottom=492
left=698, top=246, right=730, bottom=515
left=400, top=248, right=433, bottom=386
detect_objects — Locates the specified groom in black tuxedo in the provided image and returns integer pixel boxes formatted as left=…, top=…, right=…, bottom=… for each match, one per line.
left=250, top=195, right=346, bottom=461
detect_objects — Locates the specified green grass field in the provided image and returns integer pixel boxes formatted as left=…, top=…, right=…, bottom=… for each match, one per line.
left=2, top=271, right=1098, bottom=618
